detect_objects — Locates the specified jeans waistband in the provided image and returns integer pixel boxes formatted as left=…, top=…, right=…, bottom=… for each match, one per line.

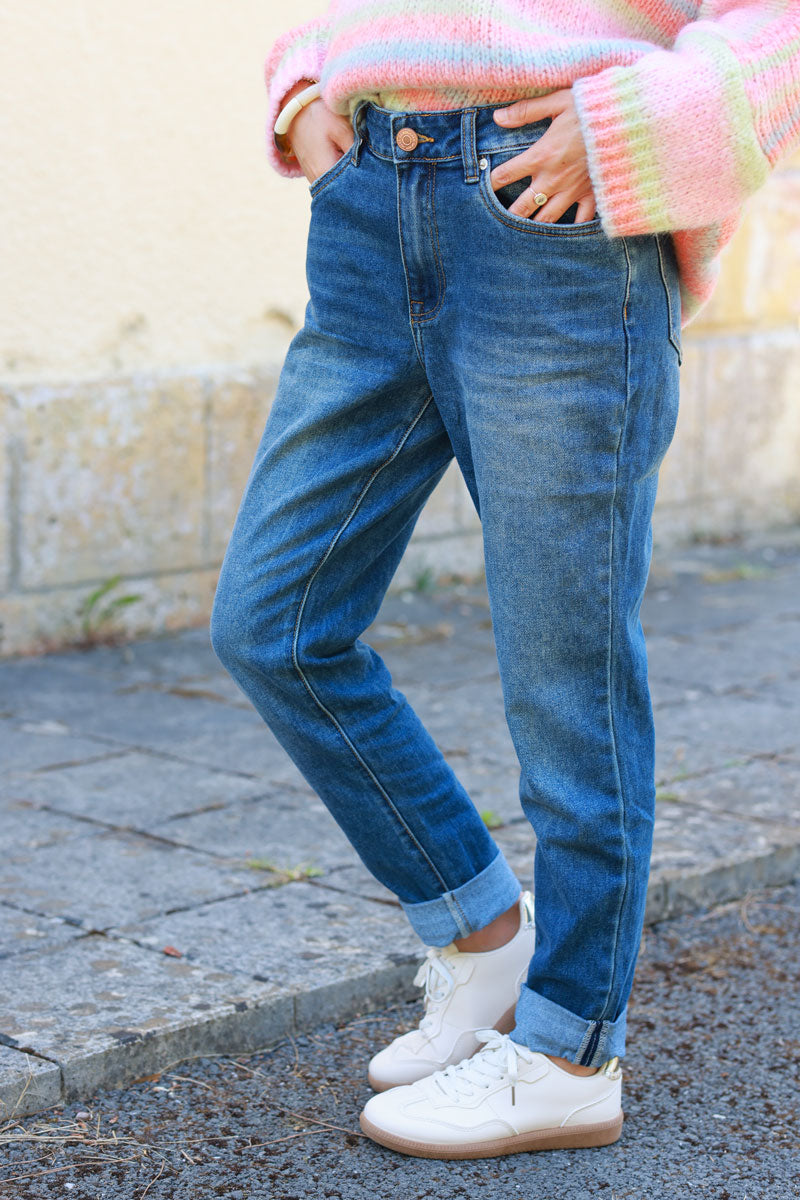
left=352, top=98, right=551, bottom=181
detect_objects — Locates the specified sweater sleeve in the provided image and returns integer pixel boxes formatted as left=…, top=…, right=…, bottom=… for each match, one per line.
left=571, top=1, right=800, bottom=237
left=264, top=16, right=331, bottom=179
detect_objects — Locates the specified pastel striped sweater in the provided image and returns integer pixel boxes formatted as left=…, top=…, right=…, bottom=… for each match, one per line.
left=264, top=1, right=800, bottom=325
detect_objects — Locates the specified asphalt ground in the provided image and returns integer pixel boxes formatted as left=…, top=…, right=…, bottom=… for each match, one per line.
left=2, top=879, right=798, bottom=1200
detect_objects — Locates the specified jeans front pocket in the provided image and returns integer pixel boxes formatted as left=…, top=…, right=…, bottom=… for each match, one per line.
left=308, top=132, right=358, bottom=201
left=478, top=144, right=603, bottom=238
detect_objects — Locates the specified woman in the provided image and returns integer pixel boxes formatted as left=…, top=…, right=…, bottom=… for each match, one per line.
left=210, top=0, right=800, bottom=1161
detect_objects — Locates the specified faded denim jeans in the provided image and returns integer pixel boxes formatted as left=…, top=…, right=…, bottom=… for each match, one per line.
left=210, top=99, right=682, bottom=1067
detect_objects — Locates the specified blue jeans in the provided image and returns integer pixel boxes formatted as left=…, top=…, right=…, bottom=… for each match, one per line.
left=210, top=100, right=682, bottom=1067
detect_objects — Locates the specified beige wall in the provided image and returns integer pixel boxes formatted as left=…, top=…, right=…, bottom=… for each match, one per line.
left=1, top=0, right=326, bottom=382
left=1, top=2, right=799, bottom=656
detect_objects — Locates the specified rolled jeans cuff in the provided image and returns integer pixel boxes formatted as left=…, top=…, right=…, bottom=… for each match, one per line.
left=398, top=850, right=522, bottom=947
left=512, top=984, right=628, bottom=1067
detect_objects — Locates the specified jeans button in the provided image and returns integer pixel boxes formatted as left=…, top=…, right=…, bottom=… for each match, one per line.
left=396, top=127, right=419, bottom=151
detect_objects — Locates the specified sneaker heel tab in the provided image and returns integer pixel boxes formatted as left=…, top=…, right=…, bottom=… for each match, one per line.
left=601, top=1056, right=622, bottom=1080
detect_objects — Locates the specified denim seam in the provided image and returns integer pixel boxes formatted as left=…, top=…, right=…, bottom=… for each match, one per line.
left=476, top=163, right=603, bottom=238
left=442, top=890, right=470, bottom=939
left=655, top=233, right=683, bottom=364
left=412, top=161, right=447, bottom=323
left=596, top=236, right=634, bottom=1029
left=290, top=394, right=451, bottom=896
left=395, top=172, right=430, bottom=375
left=576, top=1025, right=593, bottom=1064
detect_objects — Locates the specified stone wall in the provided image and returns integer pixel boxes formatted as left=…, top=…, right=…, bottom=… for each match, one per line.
left=0, top=370, right=484, bottom=657
left=656, top=155, right=800, bottom=543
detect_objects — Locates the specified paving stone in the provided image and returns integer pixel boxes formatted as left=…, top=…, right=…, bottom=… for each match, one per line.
left=2, top=797, right=97, bottom=856
left=110, top=670, right=254, bottom=710
left=0, top=1044, right=62, bottom=1119
left=150, top=791, right=354, bottom=871
left=645, top=801, right=800, bottom=922
left=383, top=648, right=500, bottom=690
left=0, top=659, right=122, bottom=723
left=8, top=751, right=264, bottom=826
left=640, top=565, right=800, bottom=638
left=432, top=755, right=522, bottom=825
left=657, top=756, right=800, bottom=828
left=110, top=881, right=420, bottom=992
left=0, top=719, right=116, bottom=775
left=109, top=882, right=422, bottom=1034
left=41, top=686, right=267, bottom=749
left=646, top=625, right=800, bottom=698
left=488, top=821, right=536, bottom=891
left=651, top=798, right=790, bottom=872
left=317, top=849, right=538, bottom=913
left=649, top=676, right=700, bottom=708
left=373, top=631, right=499, bottom=690
left=0, top=901, right=84, bottom=958
left=0, top=830, right=270, bottom=927
left=306, top=863, right=403, bottom=907
left=1, top=536, right=799, bottom=1114
left=57, top=628, right=222, bottom=684
left=7, top=688, right=311, bottom=790
left=655, top=694, right=799, bottom=782
left=645, top=841, right=800, bottom=926
left=0, top=936, right=288, bottom=1103
left=161, top=722, right=324, bottom=786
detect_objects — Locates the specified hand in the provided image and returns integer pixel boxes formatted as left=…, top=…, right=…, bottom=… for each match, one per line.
left=279, top=81, right=354, bottom=186
left=491, top=89, right=597, bottom=224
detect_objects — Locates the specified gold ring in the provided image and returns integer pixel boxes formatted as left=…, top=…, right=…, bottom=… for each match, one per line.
left=533, top=191, right=548, bottom=207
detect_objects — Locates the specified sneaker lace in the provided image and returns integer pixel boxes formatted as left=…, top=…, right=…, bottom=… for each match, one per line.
left=431, top=1029, right=536, bottom=1103
left=413, top=949, right=455, bottom=1034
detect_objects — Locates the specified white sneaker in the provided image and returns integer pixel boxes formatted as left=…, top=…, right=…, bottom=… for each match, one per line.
left=361, top=1029, right=623, bottom=1159
left=367, top=891, right=535, bottom=1092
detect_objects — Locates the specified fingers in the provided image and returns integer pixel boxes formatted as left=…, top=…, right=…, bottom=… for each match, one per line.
left=574, top=196, right=598, bottom=224
left=290, top=100, right=355, bottom=183
left=525, top=192, right=562, bottom=223
left=490, top=144, right=547, bottom=189
left=489, top=91, right=596, bottom=224
left=493, top=89, right=571, bottom=127
left=505, top=186, right=598, bottom=225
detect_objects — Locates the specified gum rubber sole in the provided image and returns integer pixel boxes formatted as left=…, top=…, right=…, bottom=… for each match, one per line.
left=358, top=1111, right=624, bottom=1159
left=367, top=1003, right=519, bottom=1093
left=367, top=1072, right=403, bottom=1093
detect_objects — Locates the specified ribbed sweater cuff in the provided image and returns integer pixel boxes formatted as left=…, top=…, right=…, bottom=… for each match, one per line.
left=573, top=38, right=770, bottom=239
left=572, top=67, right=665, bottom=239
left=573, top=71, right=647, bottom=240
left=264, top=19, right=330, bottom=179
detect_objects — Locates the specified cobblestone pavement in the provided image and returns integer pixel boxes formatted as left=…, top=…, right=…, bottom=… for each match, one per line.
left=1, top=530, right=799, bottom=1118
left=2, top=879, right=798, bottom=1200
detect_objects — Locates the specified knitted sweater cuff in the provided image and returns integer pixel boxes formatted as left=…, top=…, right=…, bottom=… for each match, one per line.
left=572, top=36, right=770, bottom=239
left=264, top=18, right=330, bottom=179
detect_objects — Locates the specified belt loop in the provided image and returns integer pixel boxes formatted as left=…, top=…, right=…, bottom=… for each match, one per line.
left=461, top=108, right=479, bottom=183
left=352, top=99, right=369, bottom=167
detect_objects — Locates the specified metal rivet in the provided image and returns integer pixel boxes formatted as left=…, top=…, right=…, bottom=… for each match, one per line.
left=478, top=157, right=488, bottom=169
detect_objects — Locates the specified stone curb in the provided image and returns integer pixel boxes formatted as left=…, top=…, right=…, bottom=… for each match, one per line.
left=3, top=839, right=799, bottom=1120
